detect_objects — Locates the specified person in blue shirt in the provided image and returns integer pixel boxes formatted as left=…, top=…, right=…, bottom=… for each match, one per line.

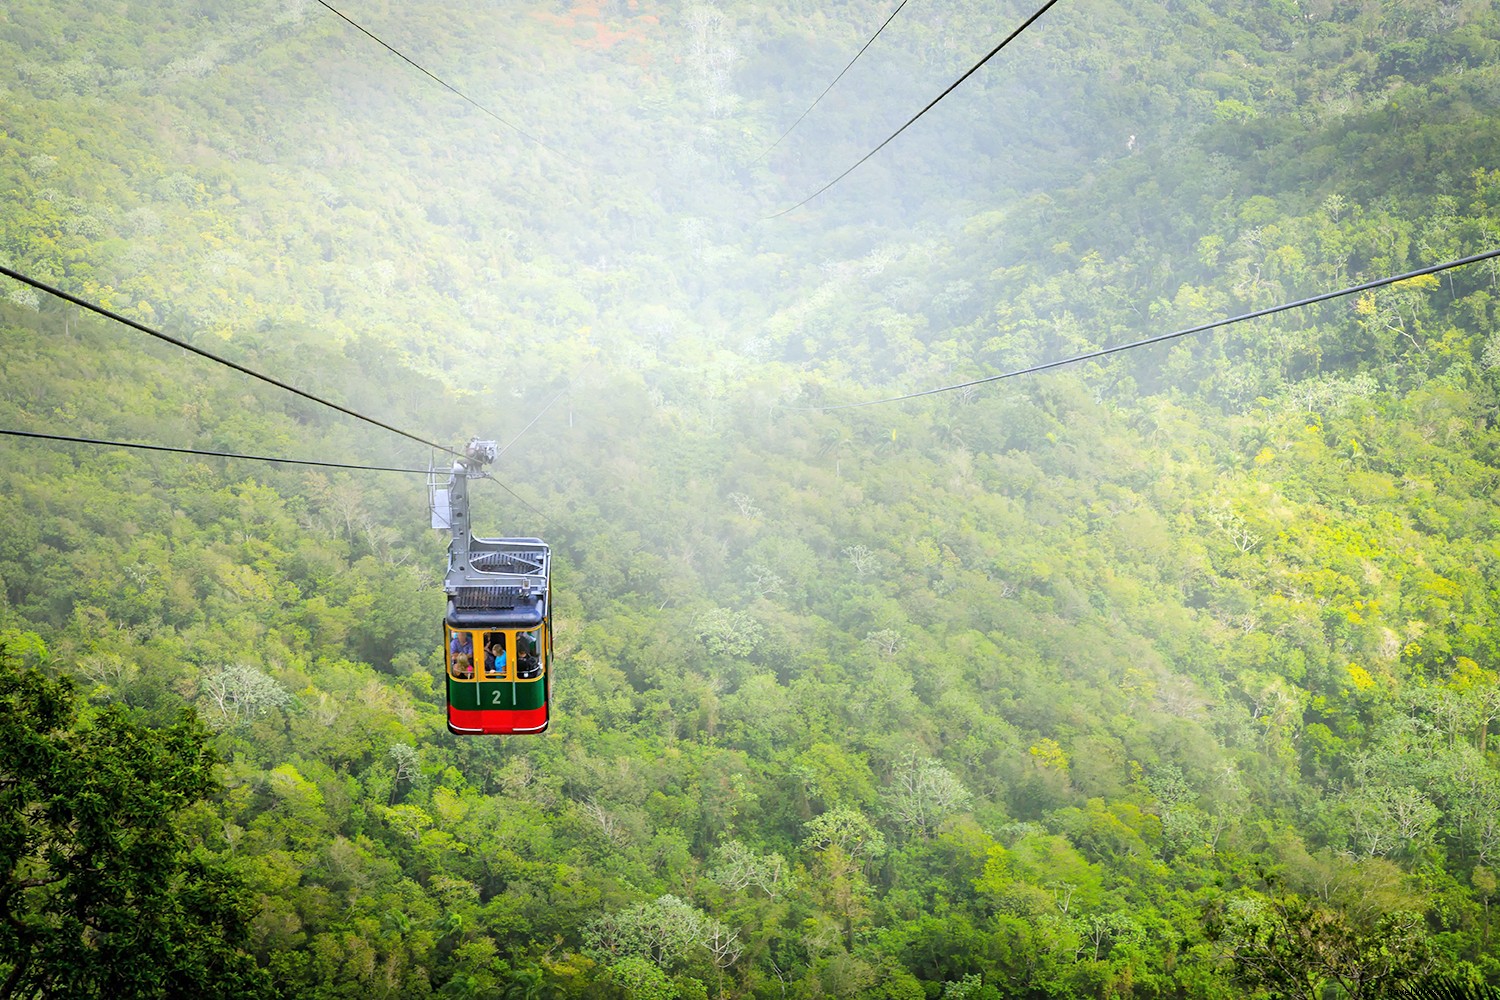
left=484, top=635, right=507, bottom=677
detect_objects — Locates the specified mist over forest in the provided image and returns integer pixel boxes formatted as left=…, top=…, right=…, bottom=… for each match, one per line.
left=3, top=0, right=1500, bottom=997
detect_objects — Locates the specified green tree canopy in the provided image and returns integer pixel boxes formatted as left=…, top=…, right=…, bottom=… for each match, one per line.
left=0, top=645, right=268, bottom=998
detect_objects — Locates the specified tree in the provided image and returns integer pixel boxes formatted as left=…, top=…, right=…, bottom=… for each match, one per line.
left=693, top=609, right=762, bottom=658
left=388, top=742, right=421, bottom=805
left=1213, top=890, right=1429, bottom=1000
left=1399, top=977, right=1500, bottom=1000
left=842, top=545, right=879, bottom=579
left=1075, top=911, right=1138, bottom=963
left=604, top=956, right=677, bottom=1000
left=585, top=895, right=712, bottom=971
left=803, top=809, right=886, bottom=949
left=707, top=840, right=790, bottom=898
left=885, top=751, right=971, bottom=840
left=942, top=973, right=1002, bottom=1000
left=865, top=629, right=903, bottom=657
left=0, top=648, right=269, bottom=998
left=195, top=662, right=292, bottom=731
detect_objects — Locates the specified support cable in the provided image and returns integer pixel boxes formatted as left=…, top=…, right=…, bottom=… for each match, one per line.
left=797, top=248, right=1500, bottom=411
left=471, top=470, right=554, bottom=528
left=0, top=428, right=432, bottom=474
left=495, top=360, right=594, bottom=461
left=0, top=263, right=466, bottom=462
left=2, top=427, right=553, bottom=522
left=768, top=0, right=1062, bottom=218
left=312, top=0, right=561, bottom=154
left=751, top=0, right=912, bottom=164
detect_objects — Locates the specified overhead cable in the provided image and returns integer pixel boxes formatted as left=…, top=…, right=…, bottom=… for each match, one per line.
left=312, top=0, right=560, bottom=154
left=799, top=248, right=1500, bottom=411
left=752, top=0, right=912, bottom=164
left=468, top=470, right=554, bottom=527
left=0, top=263, right=465, bottom=461
left=769, top=0, right=1062, bottom=218
left=495, top=359, right=594, bottom=461
left=0, top=428, right=432, bottom=474
left=2, top=428, right=554, bottom=523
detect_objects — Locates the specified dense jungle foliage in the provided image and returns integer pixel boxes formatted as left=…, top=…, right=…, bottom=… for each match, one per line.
left=3, top=0, right=1500, bottom=996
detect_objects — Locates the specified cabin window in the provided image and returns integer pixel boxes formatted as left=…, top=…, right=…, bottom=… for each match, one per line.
left=447, top=627, right=545, bottom=682
left=481, top=632, right=509, bottom=678
left=516, top=629, right=543, bottom=679
left=447, top=627, right=476, bottom=680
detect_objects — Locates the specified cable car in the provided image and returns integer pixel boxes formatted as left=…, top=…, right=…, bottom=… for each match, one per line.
left=431, top=440, right=552, bottom=735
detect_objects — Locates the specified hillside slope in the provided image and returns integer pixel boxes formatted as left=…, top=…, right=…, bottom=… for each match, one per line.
left=2, top=0, right=1499, bottom=996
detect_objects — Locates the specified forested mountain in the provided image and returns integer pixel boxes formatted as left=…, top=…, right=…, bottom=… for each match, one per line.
left=2, top=0, right=1499, bottom=996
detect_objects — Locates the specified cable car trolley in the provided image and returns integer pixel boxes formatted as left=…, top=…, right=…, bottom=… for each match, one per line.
left=431, top=439, right=552, bottom=735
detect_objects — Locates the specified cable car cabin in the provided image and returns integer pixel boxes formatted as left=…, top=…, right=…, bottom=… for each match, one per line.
left=443, top=543, right=553, bottom=735
left=432, top=440, right=553, bottom=736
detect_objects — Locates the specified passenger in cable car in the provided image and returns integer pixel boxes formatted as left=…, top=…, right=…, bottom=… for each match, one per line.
left=450, top=630, right=473, bottom=673
left=516, top=630, right=542, bottom=679
left=484, top=635, right=507, bottom=677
